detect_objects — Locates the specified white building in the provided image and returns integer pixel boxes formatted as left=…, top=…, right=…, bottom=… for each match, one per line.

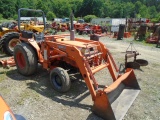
left=20, top=17, right=47, bottom=22
left=91, top=18, right=126, bottom=32
left=91, top=18, right=148, bottom=32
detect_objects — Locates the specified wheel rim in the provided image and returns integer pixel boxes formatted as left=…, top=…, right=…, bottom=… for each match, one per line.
left=16, top=52, right=26, bottom=69
left=51, top=74, right=62, bottom=89
left=55, top=75, right=62, bottom=86
left=9, top=38, right=20, bottom=51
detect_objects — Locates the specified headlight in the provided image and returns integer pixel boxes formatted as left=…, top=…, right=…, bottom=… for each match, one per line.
left=81, top=46, right=98, bottom=56
left=4, top=111, right=14, bottom=120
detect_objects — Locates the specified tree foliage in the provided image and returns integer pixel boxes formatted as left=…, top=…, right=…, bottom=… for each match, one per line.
left=0, top=0, right=16, bottom=18
left=47, top=11, right=56, bottom=20
left=0, top=0, right=160, bottom=21
left=83, top=15, right=97, bottom=22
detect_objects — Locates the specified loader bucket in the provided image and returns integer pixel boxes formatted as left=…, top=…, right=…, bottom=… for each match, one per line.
left=92, top=68, right=140, bottom=120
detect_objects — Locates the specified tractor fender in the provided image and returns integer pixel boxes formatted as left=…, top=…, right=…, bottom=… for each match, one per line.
left=27, top=38, right=44, bottom=63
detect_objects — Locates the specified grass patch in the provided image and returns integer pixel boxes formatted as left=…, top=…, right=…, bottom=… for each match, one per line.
left=0, top=69, right=7, bottom=82
left=123, top=36, right=155, bottom=47
left=32, top=90, right=41, bottom=101
left=17, top=90, right=41, bottom=105
left=0, top=86, right=10, bottom=94
left=0, top=19, right=13, bottom=24
left=17, top=91, right=31, bottom=105
left=0, top=68, right=16, bottom=82
left=151, top=62, right=160, bottom=68
left=133, top=39, right=156, bottom=47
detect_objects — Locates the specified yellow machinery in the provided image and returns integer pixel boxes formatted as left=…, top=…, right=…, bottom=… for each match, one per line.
left=0, top=20, right=45, bottom=56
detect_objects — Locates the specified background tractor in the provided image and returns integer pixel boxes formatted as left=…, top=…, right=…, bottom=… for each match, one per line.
left=0, top=22, right=19, bottom=55
left=13, top=8, right=141, bottom=120
left=0, top=17, right=45, bottom=56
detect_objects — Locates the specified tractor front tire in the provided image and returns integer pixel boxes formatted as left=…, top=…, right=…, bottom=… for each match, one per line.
left=14, top=42, right=38, bottom=76
left=50, top=67, right=71, bottom=93
left=0, top=32, right=20, bottom=56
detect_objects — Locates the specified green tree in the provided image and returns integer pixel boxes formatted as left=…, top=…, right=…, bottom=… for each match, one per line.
left=15, top=0, right=28, bottom=11
left=77, top=0, right=92, bottom=17
left=102, top=2, right=114, bottom=18
left=148, top=6, right=157, bottom=18
left=46, top=11, right=56, bottom=20
left=52, top=0, right=71, bottom=18
left=69, top=0, right=83, bottom=16
left=83, top=15, right=97, bottom=23
left=0, top=0, right=16, bottom=18
left=150, top=18, right=159, bottom=23
left=92, top=0, right=105, bottom=17
left=122, top=2, right=134, bottom=18
left=13, top=14, right=18, bottom=20
left=0, top=0, right=160, bottom=20
left=139, top=5, right=150, bottom=18
left=36, top=0, right=48, bottom=14
left=135, top=1, right=142, bottom=14
left=0, top=14, right=3, bottom=19
left=156, top=13, right=160, bottom=21
left=78, top=0, right=105, bottom=17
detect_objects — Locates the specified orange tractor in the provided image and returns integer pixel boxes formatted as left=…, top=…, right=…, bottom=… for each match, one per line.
left=74, top=23, right=91, bottom=34
left=146, top=25, right=160, bottom=45
left=51, top=21, right=69, bottom=32
left=13, top=8, right=140, bottom=120
left=0, top=95, right=16, bottom=120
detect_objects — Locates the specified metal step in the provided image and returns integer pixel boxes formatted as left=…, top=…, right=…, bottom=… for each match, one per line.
left=107, top=83, right=140, bottom=120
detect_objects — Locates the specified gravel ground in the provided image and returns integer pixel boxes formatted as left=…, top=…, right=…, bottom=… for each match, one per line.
left=0, top=33, right=160, bottom=120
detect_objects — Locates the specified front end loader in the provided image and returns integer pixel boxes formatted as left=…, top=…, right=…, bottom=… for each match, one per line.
left=13, top=8, right=141, bottom=120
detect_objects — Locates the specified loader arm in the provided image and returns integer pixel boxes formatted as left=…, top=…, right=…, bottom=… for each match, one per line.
left=29, top=35, right=140, bottom=120
left=54, top=39, right=140, bottom=120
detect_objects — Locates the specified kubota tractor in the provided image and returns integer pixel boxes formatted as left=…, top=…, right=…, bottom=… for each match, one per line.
left=13, top=8, right=141, bottom=120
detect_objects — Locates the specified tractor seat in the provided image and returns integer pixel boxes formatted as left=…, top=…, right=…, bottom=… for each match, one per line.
left=34, top=32, right=44, bottom=42
left=21, top=30, right=33, bottom=39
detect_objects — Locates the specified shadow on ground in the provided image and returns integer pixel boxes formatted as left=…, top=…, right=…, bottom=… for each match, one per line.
left=0, top=54, right=9, bottom=58
left=6, top=65, right=102, bottom=119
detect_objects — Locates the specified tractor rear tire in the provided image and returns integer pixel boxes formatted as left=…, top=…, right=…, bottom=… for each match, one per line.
left=50, top=67, right=71, bottom=93
left=78, top=30, right=83, bottom=35
left=14, top=42, right=38, bottom=76
left=0, top=32, right=20, bottom=56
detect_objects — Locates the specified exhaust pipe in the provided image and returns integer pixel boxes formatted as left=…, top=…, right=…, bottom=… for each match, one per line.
left=70, top=10, right=75, bottom=40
